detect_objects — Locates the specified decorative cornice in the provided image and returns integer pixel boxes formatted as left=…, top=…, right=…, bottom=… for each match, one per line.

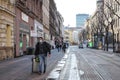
left=16, top=0, right=43, bottom=23
left=0, top=6, right=15, bottom=17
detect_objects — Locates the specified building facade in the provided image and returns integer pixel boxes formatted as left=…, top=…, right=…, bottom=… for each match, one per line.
left=85, top=0, right=120, bottom=51
left=56, top=12, right=64, bottom=37
left=0, top=0, right=15, bottom=60
left=64, top=27, right=82, bottom=44
left=64, top=30, right=70, bottom=43
left=104, top=0, right=120, bottom=51
left=85, top=0, right=104, bottom=49
left=15, top=0, right=43, bottom=57
left=76, top=14, right=89, bottom=27
left=49, top=0, right=64, bottom=46
left=49, top=0, right=57, bottom=40
left=0, top=0, right=64, bottom=60
left=42, top=0, right=50, bottom=41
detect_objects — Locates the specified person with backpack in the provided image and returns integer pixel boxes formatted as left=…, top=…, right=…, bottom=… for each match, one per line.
left=34, top=37, right=51, bottom=74
left=62, top=42, right=67, bottom=53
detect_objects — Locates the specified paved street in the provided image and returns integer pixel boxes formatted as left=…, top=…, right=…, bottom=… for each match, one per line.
left=0, top=49, right=64, bottom=80
left=57, top=46, right=120, bottom=80
left=1, top=46, right=120, bottom=80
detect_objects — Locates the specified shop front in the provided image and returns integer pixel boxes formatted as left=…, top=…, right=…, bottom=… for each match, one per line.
left=19, top=22, right=30, bottom=55
left=30, top=20, right=43, bottom=47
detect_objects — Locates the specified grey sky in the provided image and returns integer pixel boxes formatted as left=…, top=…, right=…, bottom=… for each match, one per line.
left=55, top=0, right=97, bottom=27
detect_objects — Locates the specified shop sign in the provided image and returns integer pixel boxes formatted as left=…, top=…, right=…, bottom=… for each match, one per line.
left=21, top=12, right=29, bottom=23
left=30, top=30, right=37, bottom=37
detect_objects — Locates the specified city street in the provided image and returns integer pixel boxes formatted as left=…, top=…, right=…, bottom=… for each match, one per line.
left=0, top=49, right=64, bottom=80
left=1, top=46, right=120, bottom=80
left=1, top=0, right=120, bottom=80
left=58, top=46, right=120, bottom=80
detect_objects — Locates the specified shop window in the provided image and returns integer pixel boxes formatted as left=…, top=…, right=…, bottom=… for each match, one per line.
left=19, top=33, right=23, bottom=48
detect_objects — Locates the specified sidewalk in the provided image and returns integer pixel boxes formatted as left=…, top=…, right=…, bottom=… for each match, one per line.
left=91, top=48, right=120, bottom=57
left=0, top=49, right=65, bottom=80
left=47, top=47, right=80, bottom=80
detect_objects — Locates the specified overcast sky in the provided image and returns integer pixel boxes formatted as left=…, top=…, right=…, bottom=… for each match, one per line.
left=54, top=0, right=97, bottom=27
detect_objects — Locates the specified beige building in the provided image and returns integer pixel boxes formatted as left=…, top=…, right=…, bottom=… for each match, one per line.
left=104, top=0, right=120, bottom=51
left=0, top=0, right=15, bottom=60
left=85, top=0, right=104, bottom=49
left=64, top=29, right=74, bottom=44
left=64, top=30, right=70, bottom=42
left=42, top=0, right=50, bottom=41
left=64, top=27, right=82, bottom=44
left=85, top=11, right=98, bottom=41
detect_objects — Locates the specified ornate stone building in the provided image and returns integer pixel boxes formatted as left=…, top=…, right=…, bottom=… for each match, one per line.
left=49, top=0, right=57, bottom=39
left=49, top=0, right=64, bottom=45
left=0, top=0, right=15, bottom=60
left=15, top=0, right=43, bottom=57
left=104, top=0, right=120, bottom=52
left=42, top=0, right=50, bottom=41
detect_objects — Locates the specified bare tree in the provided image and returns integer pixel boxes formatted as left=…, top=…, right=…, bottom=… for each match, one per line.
left=98, top=10, right=110, bottom=51
left=91, top=18, right=103, bottom=49
left=104, top=0, right=120, bottom=52
left=114, top=0, right=120, bottom=6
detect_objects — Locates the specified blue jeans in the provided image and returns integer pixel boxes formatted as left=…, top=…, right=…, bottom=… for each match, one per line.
left=39, top=54, right=47, bottom=73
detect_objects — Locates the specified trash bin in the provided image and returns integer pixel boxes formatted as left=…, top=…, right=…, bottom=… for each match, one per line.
left=27, top=47, right=34, bottom=55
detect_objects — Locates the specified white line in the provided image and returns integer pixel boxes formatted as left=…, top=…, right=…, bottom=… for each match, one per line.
left=47, top=54, right=68, bottom=79
left=66, top=48, right=70, bottom=54
left=69, top=54, right=80, bottom=80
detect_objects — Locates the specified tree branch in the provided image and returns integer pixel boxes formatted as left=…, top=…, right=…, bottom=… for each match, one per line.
left=114, top=0, right=120, bottom=6
left=105, top=1, right=120, bottom=19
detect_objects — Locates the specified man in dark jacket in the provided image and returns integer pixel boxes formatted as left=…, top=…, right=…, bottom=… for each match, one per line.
left=35, top=37, right=51, bottom=74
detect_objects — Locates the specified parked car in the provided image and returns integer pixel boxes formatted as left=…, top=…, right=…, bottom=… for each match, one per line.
left=78, top=43, right=83, bottom=48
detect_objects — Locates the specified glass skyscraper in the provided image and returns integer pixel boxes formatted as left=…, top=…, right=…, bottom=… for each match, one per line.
left=76, top=14, right=89, bottom=27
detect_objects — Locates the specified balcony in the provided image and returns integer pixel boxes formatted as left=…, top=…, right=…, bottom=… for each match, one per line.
left=16, top=0, right=26, bottom=8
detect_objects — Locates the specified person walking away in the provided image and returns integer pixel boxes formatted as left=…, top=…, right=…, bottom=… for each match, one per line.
left=62, top=43, right=66, bottom=53
left=59, top=42, right=62, bottom=51
left=56, top=42, right=60, bottom=52
left=34, top=37, right=51, bottom=74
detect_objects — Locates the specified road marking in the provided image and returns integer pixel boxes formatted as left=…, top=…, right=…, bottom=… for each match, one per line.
left=47, top=54, right=68, bottom=79
left=80, top=70, right=84, bottom=75
left=66, top=48, right=70, bottom=54
left=68, top=54, right=80, bottom=80
left=46, top=47, right=70, bottom=80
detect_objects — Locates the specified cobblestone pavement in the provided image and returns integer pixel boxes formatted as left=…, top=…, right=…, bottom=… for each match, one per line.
left=0, top=49, right=64, bottom=80
left=57, top=46, right=120, bottom=80
left=1, top=46, right=120, bottom=80
left=76, top=47, right=120, bottom=80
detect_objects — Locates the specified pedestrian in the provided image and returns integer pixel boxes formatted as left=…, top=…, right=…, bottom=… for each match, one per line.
left=59, top=43, right=62, bottom=51
left=34, top=37, right=51, bottom=75
left=62, top=42, right=66, bottom=53
left=56, top=41, right=60, bottom=52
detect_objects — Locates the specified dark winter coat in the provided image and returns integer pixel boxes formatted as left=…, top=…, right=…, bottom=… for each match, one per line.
left=62, top=43, right=66, bottom=49
left=34, top=41, right=51, bottom=56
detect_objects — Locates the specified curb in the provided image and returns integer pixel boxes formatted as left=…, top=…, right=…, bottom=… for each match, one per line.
left=46, top=48, right=70, bottom=80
